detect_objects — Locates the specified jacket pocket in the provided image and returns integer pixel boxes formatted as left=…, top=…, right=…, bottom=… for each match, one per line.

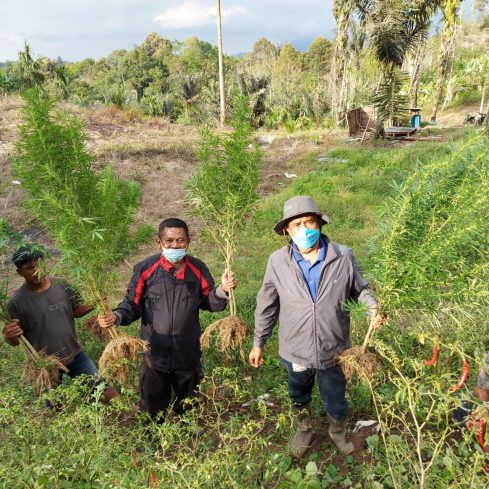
left=144, top=294, right=161, bottom=310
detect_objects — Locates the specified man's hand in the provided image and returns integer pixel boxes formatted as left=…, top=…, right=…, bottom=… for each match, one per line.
left=370, top=311, right=386, bottom=331
left=471, top=405, right=489, bottom=423
left=3, top=319, right=23, bottom=346
left=249, top=346, right=264, bottom=368
left=97, top=312, right=117, bottom=329
left=221, top=269, right=237, bottom=293
left=475, top=386, right=489, bottom=403
left=466, top=403, right=489, bottom=433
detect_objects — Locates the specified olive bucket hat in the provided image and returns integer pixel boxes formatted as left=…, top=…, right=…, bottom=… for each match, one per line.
left=274, top=195, right=330, bottom=235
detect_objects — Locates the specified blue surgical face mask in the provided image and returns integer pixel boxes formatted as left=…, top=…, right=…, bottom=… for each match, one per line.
left=162, top=247, right=187, bottom=263
left=290, top=227, right=320, bottom=250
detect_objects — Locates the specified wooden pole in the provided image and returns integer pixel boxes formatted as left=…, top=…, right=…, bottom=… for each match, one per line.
left=480, top=74, right=487, bottom=114
left=216, top=0, right=225, bottom=128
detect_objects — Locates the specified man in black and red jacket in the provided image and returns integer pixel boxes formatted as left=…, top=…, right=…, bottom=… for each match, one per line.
left=98, top=218, right=236, bottom=420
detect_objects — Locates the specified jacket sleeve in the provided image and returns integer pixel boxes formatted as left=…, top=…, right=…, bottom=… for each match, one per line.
left=199, top=263, right=229, bottom=312
left=113, top=264, right=143, bottom=326
left=253, top=257, right=280, bottom=348
left=348, top=250, right=377, bottom=312
left=477, top=352, right=489, bottom=390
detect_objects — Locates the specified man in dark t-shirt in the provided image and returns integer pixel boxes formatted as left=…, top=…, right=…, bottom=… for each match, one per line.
left=2, top=245, right=116, bottom=400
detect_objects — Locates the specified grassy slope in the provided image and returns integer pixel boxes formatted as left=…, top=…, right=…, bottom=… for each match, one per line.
left=0, top=133, right=483, bottom=488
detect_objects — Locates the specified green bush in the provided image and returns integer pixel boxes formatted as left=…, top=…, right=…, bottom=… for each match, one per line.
left=372, top=132, right=489, bottom=312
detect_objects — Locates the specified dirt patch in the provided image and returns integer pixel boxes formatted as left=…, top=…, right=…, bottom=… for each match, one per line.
left=256, top=133, right=342, bottom=196
left=0, top=96, right=31, bottom=230
left=434, top=103, right=481, bottom=127
left=301, top=414, right=378, bottom=467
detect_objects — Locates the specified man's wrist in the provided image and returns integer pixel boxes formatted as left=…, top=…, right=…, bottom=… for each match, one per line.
left=216, top=285, right=229, bottom=299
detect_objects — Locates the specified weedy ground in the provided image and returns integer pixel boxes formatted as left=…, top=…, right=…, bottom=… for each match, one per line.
left=1, top=96, right=488, bottom=488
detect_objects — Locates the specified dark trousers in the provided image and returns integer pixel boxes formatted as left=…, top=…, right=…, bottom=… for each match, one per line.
left=139, top=361, right=204, bottom=420
left=47, top=351, right=101, bottom=408
left=281, top=357, right=348, bottom=421
left=54, top=350, right=99, bottom=385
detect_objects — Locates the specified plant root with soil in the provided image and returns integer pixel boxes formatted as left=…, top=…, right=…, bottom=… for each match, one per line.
left=81, top=316, right=112, bottom=342
left=201, top=314, right=248, bottom=360
left=20, top=336, right=68, bottom=396
left=337, top=346, right=380, bottom=381
left=99, top=335, right=149, bottom=386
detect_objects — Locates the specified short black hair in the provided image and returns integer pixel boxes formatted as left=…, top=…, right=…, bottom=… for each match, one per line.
left=12, top=244, right=45, bottom=268
left=158, top=218, right=189, bottom=238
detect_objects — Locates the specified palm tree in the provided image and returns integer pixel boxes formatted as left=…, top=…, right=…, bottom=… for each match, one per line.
left=366, top=0, right=439, bottom=134
left=430, top=0, right=462, bottom=122
left=14, top=42, right=46, bottom=90
left=401, top=0, right=441, bottom=107
left=331, top=0, right=356, bottom=125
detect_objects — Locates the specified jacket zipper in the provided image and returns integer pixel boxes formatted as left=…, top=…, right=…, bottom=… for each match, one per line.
left=169, top=276, right=175, bottom=371
left=312, top=302, right=319, bottom=367
left=290, top=257, right=319, bottom=367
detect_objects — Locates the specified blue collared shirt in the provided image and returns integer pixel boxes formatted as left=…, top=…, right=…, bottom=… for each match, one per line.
left=292, top=237, right=327, bottom=302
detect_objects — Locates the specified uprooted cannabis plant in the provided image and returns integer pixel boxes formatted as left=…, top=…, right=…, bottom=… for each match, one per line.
left=185, top=96, right=261, bottom=359
left=14, top=89, right=152, bottom=384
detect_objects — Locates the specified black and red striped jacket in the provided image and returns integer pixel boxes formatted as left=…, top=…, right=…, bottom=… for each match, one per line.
left=113, top=253, right=228, bottom=372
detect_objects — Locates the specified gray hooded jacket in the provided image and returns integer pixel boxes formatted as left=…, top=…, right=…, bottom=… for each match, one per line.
left=254, top=236, right=377, bottom=369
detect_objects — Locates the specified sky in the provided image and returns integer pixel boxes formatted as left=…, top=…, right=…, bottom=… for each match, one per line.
left=0, top=0, right=337, bottom=62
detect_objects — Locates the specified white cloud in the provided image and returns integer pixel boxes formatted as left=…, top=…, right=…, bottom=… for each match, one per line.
left=154, top=1, right=247, bottom=29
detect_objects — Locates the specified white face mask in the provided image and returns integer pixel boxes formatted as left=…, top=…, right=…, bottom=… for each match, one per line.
left=290, top=227, right=320, bottom=250
left=162, top=248, right=187, bottom=263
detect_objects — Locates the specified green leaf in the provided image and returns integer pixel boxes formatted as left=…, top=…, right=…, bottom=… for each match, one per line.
left=305, top=461, right=318, bottom=477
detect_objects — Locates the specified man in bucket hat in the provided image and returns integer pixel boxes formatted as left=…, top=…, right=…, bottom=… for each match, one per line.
left=249, top=196, right=383, bottom=458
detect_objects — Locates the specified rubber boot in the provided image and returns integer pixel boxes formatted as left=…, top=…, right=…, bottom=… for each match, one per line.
left=289, top=403, right=314, bottom=458
left=327, top=414, right=354, bottom=455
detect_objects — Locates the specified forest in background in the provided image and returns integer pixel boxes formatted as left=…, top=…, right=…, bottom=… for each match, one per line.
left=1, top=2, right=489, bottom=131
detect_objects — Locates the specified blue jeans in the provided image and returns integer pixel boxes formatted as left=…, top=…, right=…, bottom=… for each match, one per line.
left=54, top=351, right=98, bottom=386
left=66, top=351, right=99, bottom=378
left=281, top=357, right=348, bottom=421
left=45, top=351, right=99, bottom=408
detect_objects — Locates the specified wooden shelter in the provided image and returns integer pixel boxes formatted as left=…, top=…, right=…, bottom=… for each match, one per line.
left=346, top=107, right=376, bottom=137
